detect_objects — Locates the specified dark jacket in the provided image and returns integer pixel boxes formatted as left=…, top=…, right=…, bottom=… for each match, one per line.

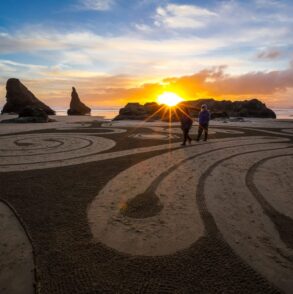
left=198, top=110, right=210, bottom=125
left=180, top=110, right=193, bottom=129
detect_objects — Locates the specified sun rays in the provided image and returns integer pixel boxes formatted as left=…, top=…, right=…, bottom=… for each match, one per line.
left=113, top=92, right=187, bottom=147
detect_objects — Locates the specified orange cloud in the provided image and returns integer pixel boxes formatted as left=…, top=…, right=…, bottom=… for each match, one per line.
left=65, top=65, right=293, bottom=107
left=1, top=65, right=293, bottom=109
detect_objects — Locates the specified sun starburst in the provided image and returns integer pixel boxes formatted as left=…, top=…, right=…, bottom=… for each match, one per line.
left=157, top=92, right=184, bottom=107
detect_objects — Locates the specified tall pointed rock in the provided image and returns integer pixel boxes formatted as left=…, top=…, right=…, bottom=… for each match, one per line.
left=1, top=78, right=55, bottom=115
left=67, top=87, right=91, bottom=115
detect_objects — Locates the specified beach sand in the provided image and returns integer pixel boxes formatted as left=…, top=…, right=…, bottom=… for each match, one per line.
left=0, top=115, right=293, bottom=293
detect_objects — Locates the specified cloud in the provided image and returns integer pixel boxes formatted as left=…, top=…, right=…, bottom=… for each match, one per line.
left=154, top=3, right=216, bottom=29
left=2, top=64, right=293, bottom=109
left=161, top=64, right=293, bottom=99
left=0, top=60, right=48, bottom=81
left=80, top=64, right=293, bottom=107
left=134, top=24, right=152, bottom=33
left=1, top=25, right=288, bottom=77
left=0, top=29, right=229, bottom=78
left=0, top=29, right=220, bottom=55
left=255, top=0, right=285, bottom=8
left=1, top=24, right=292, bottom=102
left=83, top=64, right=293, bottom=107
left=77, top=0, right=114, bottom=11
left=0, top=31, right=65, bottom=53
left=257, top=49, right=282, bottom=60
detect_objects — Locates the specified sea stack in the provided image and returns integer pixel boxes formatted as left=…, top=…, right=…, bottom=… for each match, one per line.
left=1, top=78, right=55, bottom=115
left=114, top=98, right=276, bottom=120
left=114, top=102, right=161, bottom=120
left=67, top=87, right=91, bottom=115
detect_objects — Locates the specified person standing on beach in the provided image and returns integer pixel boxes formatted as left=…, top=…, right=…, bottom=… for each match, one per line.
left=179, top=106, right=193, bottom=146
left=196, top=104, right=210, bottom=141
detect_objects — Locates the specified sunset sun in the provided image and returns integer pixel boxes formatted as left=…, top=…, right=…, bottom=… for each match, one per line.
left=157, top=92, right=184, bottom=107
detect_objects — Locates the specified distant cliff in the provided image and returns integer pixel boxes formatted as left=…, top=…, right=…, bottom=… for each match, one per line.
left=114, top=98, right=276, bottom=121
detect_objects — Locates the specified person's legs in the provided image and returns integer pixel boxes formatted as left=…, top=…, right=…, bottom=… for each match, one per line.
left=203, top=124, right=208, bottom=141
left=184, top=126, right=191, bottom=144
left=187, top=132, right=192, bottom=143
left=182, top=128, right=188, bottom=145
left=196, top=125, right=203, bottom=141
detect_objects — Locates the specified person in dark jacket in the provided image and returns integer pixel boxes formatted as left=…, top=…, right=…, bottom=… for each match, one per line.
left=179, top=106, right=193, bottom=146
left=196, top=104, right=210, bottom=141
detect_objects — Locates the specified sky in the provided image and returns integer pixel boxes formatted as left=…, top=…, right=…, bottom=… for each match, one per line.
left=0, top=0, right=293, bottom=108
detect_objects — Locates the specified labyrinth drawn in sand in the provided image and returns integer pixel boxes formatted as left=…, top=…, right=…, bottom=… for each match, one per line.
left=0, top=122, right=293, bottom=293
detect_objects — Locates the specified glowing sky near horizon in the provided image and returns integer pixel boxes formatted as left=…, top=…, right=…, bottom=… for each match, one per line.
left=0, top=0, right=293, bottom=108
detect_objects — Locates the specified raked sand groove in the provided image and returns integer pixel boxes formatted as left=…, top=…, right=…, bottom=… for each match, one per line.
left=247, top=155, right=293, bottom=249
left=252, top=155, right=293, bottom=220
left=149, top=126, right=245, bottom=135
left=205, top=147, right=293, bottom=293
left=88, top=137, right=289, bottom=258
left=0, top=131, right=248, bottom=173
left=0, top=201, right=34, bottom=294
left=129, top=132, right=179, bottom=140
left=55, top=126, right=127, bottom=134
left=0, top=115, right=104, bottom=135
left=242, top=127, right=293, bottom=138
left=0, top=131, right=183, bottom=172
left=281, top=128, right=293, bottom=134
left=0, top=133, right=115, bottom=172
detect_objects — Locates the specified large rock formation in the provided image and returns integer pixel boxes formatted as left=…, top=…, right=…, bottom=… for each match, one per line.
left=114, top=98, right=276, bottom=121
left=183, top=98, right=276, bottom=118
left=67, top=87, right=91, bottom=115
left=0, top=106, right=56, bottom=123
left=114, top=102, right=161, bottom=120
left=1, top=78, right=55, bottom=115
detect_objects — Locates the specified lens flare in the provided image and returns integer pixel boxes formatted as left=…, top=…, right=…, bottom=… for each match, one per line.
left=157, top=92, right=184, bottom=107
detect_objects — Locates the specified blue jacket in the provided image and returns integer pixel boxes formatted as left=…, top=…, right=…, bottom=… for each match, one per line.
left=198, top=110, right=210, bottom=125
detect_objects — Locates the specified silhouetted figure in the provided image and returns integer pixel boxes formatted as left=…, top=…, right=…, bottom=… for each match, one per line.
left=196, top=104, right=210, bottom=141
left=179, top=106, right=193, bottom=146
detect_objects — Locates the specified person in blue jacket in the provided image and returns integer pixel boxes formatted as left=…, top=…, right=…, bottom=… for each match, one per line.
left=196, top=104, right=210, bottom=141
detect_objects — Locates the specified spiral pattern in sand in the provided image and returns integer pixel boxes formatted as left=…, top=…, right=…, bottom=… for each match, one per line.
left=0, top=133, right=115, bottom=172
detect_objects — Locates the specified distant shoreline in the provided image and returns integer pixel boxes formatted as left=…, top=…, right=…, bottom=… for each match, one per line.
left=53, top=107, right=293, bottom=120
left=1, top=107, right=292, bottom=120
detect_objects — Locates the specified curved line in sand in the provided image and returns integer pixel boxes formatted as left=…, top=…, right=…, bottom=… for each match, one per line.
left=149, top=126, right=244, bottom=135
left=88, top=137, right=289, bottom=257
left=55, top=127, right=127, bottom=134
left=0, top=200, right=35, bottom=294
left=0, top=134, right=253, bottom=173
left=248, top=155, right=293, bottom=221
left=0, top=133, right=116, bottom=171
left=204, top=147, right=293, bottom=293
left=281, top=129, right=293, bottom=134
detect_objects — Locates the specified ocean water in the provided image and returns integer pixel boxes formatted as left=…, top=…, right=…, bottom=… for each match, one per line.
left=55, top=108, right=120, bottom=119
left=55, top=107, right=293, bottom=120
left=272, top=108, right=293, bottom=120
